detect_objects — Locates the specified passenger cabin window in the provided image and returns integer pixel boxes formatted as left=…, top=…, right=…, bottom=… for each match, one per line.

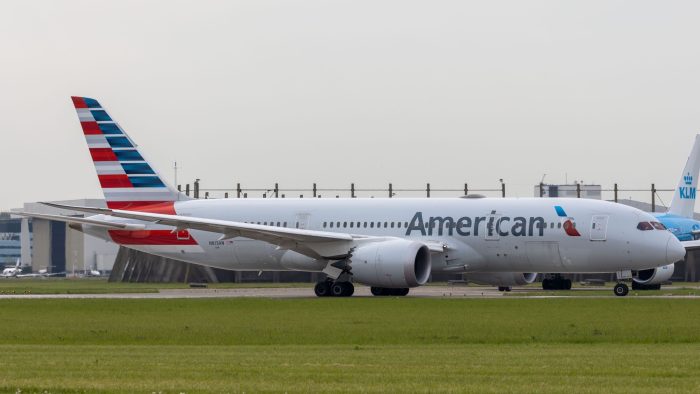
left=637, top=222, right=654, bottom=231
left=651, top=222, right=667, bottom=230
left=323, top=222, right=327, bottom=228
left=330, top=222, right=334, bottom=228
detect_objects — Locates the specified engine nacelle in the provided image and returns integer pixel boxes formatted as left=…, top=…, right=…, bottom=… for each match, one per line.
left=350, top=240, right=432, bottom=288
left=465, top=272, right=538, bottom=287
left=634, top=264, right=674, bottom=285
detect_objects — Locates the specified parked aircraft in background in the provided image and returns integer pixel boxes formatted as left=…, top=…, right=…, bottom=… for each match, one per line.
left=12, top=97, right=687, bottom=296
left=633, top=134, right=700, bottom=290
left=1, top=259, right=21, bottom=278
left=16, top=269, right=64, bottom=278
left=655, top=134, right=700, bottom=242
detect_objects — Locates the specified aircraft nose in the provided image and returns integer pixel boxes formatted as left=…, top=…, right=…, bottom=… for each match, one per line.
left=666, top=235, right=686, bottom=264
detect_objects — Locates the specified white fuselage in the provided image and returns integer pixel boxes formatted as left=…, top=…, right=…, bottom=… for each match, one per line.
left=81, top=197, right=684, bottom=275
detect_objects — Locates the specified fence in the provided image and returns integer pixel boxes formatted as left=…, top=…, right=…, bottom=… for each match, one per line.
left=177, top=181, right=676, bottom=213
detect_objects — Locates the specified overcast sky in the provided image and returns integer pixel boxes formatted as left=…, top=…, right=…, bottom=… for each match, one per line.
left=1, top=0, right=700, bottom=209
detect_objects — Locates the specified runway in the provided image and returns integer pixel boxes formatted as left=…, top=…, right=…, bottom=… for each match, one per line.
left=1, top=285, right=699, bottom=299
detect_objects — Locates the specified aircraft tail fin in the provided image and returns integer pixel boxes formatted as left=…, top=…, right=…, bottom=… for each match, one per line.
left=71, top=97, right=190, bottom=213
left=668, top=134, right=700, bottom=218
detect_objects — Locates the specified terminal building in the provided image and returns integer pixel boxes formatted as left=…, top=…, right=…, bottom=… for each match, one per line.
left=6, top=200, right=118, bottom=275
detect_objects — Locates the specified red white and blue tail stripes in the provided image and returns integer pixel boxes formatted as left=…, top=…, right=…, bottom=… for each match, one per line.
left=71, top=96, right=184, bottom=214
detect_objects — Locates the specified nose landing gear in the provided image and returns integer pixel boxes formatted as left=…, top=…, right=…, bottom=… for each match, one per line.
left=613, top=283, right=629, bottom=297
left=613, top=270, right=632, bottom=297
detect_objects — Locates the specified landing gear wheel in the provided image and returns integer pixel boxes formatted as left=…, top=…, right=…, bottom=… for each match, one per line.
left=542, top=275, right=572, bottom=290
left=331, top=283, right=345, bottom=297
left=342, top=282, right=355, bottom=297
left=613, top=283, right=629, bottom=297
left=498, top=286, right=512, bottom=292
left=371, top=287, right=387, bottom=296
left=542, top=279, right=551, bottom=290
left=314, top=281, right=332, bottom=297
left=331, top=282, right=354, bottom=297
left=393, top=288, right=409, bottom=296
left=564, top=279, right=572, bottom=290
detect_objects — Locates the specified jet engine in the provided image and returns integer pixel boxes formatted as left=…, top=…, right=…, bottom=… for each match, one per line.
left=632, top=263, right=674, bottom=289
left=464, top=272, right=538, bottom=287
left=350, top=240, right=432, bottom=288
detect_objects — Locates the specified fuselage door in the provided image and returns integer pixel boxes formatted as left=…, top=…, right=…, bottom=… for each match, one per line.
left=590, top=215, right=609, bottom=241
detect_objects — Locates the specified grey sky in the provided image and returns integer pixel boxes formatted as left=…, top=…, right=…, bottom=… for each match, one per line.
left=1, top=0, right=699, bottom=210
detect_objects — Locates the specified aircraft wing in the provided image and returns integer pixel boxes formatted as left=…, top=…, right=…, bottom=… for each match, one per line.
left=681, top=240, right=700, bottom=251
left=35, top=202, right=363, bottom=259
left=11, top=211, right=147, bottom=230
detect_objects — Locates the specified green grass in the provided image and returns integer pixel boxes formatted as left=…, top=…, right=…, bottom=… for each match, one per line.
left=3, top=344, right=699, bottom=393
left=0, top=278, right=310, bottom=294
left=1, top=298, right=700, bottom=392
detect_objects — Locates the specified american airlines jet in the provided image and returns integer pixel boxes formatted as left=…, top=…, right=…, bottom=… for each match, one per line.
left=14, top=97, right=686, bottom=297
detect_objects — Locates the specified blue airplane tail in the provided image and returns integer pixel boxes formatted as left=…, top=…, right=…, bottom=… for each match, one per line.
left=668, top=134, right=700, bottom=218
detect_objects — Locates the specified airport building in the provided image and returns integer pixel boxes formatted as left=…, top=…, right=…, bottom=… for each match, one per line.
left=8, top=200, right=118, bottom=275
left=0, top=212, right=31, bottom=265
left=534, top=183, right=602, bottom=199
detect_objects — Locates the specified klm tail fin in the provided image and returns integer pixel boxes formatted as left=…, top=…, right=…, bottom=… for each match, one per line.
left=71, top=96, right=189, bottom=213
left=668, top=134, right=700, bottom=218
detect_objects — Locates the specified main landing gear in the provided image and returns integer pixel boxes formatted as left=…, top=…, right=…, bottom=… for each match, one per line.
left=314, top=280, right=354, bottom=297
left=542, top=274, right=572, bottom=290
left=498, top=286, right=512, bottom=292
left=371, top=287, right=410, bottom=296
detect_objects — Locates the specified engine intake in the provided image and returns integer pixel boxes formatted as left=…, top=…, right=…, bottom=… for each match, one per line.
left=634, top=264, right=674, bottom=285
left=350, top=240, right=431, bottom=288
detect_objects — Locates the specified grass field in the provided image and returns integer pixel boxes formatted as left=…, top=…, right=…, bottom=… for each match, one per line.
left=1, top=297, right=700, bottom=393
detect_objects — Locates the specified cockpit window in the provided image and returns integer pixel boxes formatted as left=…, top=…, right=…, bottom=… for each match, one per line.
left=637, top=222, right=654, bottom=231
left=651, top=222, right=667, bottom=230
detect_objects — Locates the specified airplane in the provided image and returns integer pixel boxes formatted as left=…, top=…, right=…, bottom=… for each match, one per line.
left=15, top=269, right=63, bottom=278
left=1, top=259, right=21, bottom=278
left=11, top=96, right=687, bottom=297
left=86, top=269, right=102, bottom=277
